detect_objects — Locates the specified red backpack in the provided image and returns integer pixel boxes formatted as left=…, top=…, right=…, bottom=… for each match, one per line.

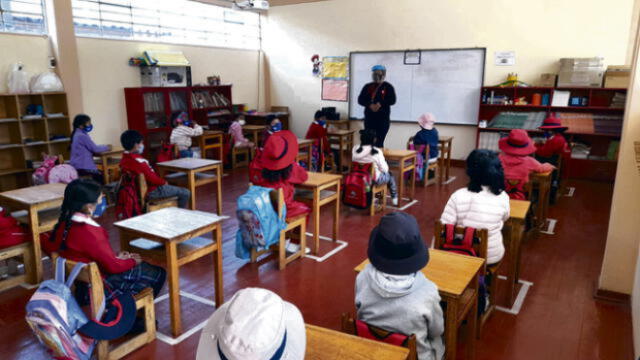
left=156, top=143, right=175, bottom=163
left=355, top=319, right=410, bottom=347
left=115, top=172, right=142, bottom=220
left=342, top=163, right=373, bottom=209
left=441, top=224, right=477, bottom=257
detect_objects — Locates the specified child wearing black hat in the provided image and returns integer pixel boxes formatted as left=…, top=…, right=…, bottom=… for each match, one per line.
left=356, top=212, right=444, bottom=360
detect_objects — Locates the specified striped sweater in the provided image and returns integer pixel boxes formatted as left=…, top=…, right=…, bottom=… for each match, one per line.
left=440, top=187, right=510, bottom=264
left=170, top=124, right=203, bottom=151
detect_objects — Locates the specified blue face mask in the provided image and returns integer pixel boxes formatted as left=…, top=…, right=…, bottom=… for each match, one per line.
left=83, top=125, right=93, bottom=133
left=271, top=123, right=282, bottom=132
left=93, top=196, right=107, bottom=218
left=316, top=120, right=326, bottom=126
left=183, top=120, right=192, bottom=127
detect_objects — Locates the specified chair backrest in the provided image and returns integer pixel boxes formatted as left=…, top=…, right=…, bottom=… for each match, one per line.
left=136, top=173, right=149, bottom=210
left=407, top=136, right=429, bottom=159
left=505, top=178, right=532, bottom=200
left=341, top=313, right=417, bottom=360
left=51, top=253, right=104, bottom=319
left=434, top=220, right=489, bottom=265
left=268, top=187, right=285, bottom=219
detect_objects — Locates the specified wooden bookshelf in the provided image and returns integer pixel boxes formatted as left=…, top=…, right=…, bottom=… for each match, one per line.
left=0, top=93, right=71, bottom=191
left=477, top=86, right=627, bottom=181
left=124, top=85, right=233, bottom=162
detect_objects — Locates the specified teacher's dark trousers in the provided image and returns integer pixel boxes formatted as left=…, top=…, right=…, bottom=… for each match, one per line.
left=365, top=119, right=390, bottom=148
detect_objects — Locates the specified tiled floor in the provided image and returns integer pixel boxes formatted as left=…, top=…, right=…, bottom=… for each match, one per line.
left=0, top=167, right=633, bottom=359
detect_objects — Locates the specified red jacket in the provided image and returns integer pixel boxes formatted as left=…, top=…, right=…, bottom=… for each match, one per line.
left=499, top=153, right=554, bottom=184
left=305, top=122, right=331, bottom=154
left=42, top=214, right=135, bottom=275
left=535, top=134, right=569, bottom=158
left=119, top=152, right=166, bottom=193
left=253, top=162, right=310, bottom=219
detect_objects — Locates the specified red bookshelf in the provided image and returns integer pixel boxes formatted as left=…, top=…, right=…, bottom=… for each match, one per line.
left=124, top=85, right=233, bottom=162
left=477, top=86, right=627, bottom=181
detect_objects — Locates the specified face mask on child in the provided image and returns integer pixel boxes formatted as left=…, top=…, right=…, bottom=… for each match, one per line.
left=271, top=123, right=282, bottom=132
left=183, top=120, right=192, bottom=127
left=137, top=144, right=145, bottom=154
left=83, top=125, right=93, bottom=133
left=316, top=120, right=326, bottom=126
left=92, top=196, right=107, bottom=218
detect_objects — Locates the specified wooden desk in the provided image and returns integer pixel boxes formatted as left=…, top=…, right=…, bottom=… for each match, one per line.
left=115, top=208, right=227, bottom=337
left=242, top=125, right=266, bottom=147
left=326, top=119, right=350, bottom=130
left=156, top=158, right=222, bottom=214
left=383, top=149, right=417, bottom=206
left=95, top=148, right=124, bottom=184
left=438, top=136, right=454, bottom=184
left=355, top=249, right=484, bottom=360
left=295, top=172, right=341, bottom=255
left=530, top=171, right=552, bottom=228
left=504, top=199, right=531, bottom=307
left=0, top=183, right=66, bottom=283
left=297, top=138, right=313, bottom=169
left=195, top=130, right=224, bottom=164
left=305, top=324, right=409, bottom=360
left=328, top=129, right=356, bottom=173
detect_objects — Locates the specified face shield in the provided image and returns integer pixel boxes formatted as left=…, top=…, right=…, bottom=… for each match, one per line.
left=372, top=70, right=385, bottom=83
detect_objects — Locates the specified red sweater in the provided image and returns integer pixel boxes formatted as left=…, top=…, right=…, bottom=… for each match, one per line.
left=119, top=152, right=166, bottom=193
left=42, top=214, right=135, bottom=275
left=499, top=153, right=554, bottom=184
left=535, top=134, right=569, bottom=158
left=305, top=122, right=331, bottom=154
left=253, top=162, right=310, bottom=219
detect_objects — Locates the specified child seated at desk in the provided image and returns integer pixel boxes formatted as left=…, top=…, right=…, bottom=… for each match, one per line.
left=260, top=115, right=282, bottom=149
left=69, top=114, right=111, bottom=184
left=356, top=212, right=444, bottom=360
left=412, top=113, right=440, bottom=182
left=119, top=130, right=191, bottom=208
left=352, top=129, right=398, bottom=206
left=499, top=129, right=555, bottom=200
left=228, top=115, right=254, bottom=149
left=305, top=110, right=332, bottom=171
left=41, top=179, right=166, bottom=302
left=170, top=111, right=203, bottom=158
left=535, top=116, right=569, bottom=201
left=440, top=149, right=510, bottom=266
left=196, top=288, right=306, bottom=360
left=253, top=130, right=310, bottom=220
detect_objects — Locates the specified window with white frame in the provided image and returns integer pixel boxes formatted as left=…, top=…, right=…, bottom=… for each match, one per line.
left=0, top=0, right=47, bottom=35
left=72, top=0, right=261, bottom=50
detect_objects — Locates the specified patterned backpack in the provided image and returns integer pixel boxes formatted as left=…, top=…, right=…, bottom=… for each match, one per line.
left=235, top=186, right=287, bottom=259
left=25, top=257, right=102, bottom=360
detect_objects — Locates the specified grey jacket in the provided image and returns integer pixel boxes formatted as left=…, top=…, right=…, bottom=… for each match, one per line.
left=355, top=264, right=445, bottom=360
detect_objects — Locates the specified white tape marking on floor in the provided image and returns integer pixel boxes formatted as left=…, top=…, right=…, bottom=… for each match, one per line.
left=441, top=176, right=457, bottom=185
left=495, top=278, right=533, bottom=315
left=303, top=233, right=348, bottom=262
left=539, top=218, right=557, bottom=235
left=387, top=199, right=418, bottom=211
left=564, top=187, right=575, bottom=197
left=154, top=291, right=216, bottom=345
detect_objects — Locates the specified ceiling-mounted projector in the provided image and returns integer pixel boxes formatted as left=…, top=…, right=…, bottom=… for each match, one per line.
left=233, top=0, right=269, bottom=10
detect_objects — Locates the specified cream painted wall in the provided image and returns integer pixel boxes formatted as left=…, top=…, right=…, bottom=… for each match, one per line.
left=0, top=34, right=50, bottom=93
left=76, top=38, right=263, bottom=145
left=263, top=0, right=634, bottom=159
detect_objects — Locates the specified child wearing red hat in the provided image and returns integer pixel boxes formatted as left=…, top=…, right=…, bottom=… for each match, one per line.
left=535, top=116, right=570, bottom=160
left=253, top=130, right=310, bottom=219
left=305, top=110, right=332, bottom=171
left=499, top=129, right=555, bottom=200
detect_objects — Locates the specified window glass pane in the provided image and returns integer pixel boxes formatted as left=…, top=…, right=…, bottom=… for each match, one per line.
left=0, top=0, right=47, bottom=35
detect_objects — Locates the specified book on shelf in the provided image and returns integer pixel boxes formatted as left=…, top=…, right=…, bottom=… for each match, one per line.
left=488, top=112, right=546, bottom=129
left=551, top=91, right=570, bottom=107
left=143, top=93, right=164, bottom=112
left=478, top=132, right=501, bottom=151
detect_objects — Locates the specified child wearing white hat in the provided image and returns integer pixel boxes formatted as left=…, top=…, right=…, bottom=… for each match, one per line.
left=196, top=288, right=306, bottom=360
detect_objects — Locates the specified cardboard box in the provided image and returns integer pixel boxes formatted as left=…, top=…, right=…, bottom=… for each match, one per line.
left=604, top=66, right=631, bottom=88
left=539, top=73, right=557, bottom=87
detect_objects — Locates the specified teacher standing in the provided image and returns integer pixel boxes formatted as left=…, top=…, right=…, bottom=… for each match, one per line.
left=357, top=65, right=396, bottom=148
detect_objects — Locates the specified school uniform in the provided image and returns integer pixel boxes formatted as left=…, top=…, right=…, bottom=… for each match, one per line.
left=535, top=134, right=569, bottom=159
left=42, top=213, right=165, bottom=300
left=413, top=128, right=439, bottom=161
left=352, top=145, right=397, bottom=198
left=254, top=162, right=310, bottom=219
left=119, top=152, right=190, bottom=208
left=305, top=121, right=332, bottom=171
left=70, top=130, right=109, bottom=182
left=228, top=121, right=253, bottom=148
left=170, top=123, right=203, bottom=157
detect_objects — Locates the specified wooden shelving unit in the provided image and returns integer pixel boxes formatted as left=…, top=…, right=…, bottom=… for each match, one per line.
left=477, top=86, right=627, bottom=181
left=124, top=85, right=233, bottom=162
left=0, top=93, right=71, bottom=191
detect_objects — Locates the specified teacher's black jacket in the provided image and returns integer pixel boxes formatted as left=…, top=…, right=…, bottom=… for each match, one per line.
left=357, top=81, right=397, bottom=125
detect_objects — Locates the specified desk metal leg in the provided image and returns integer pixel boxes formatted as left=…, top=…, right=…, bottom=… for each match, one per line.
left=166, top=242, right=182, bottom=337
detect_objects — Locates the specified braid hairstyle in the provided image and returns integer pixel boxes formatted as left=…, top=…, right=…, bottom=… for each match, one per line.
left=70, top=114, right=91, bottom=150
left=357, top=129, right=379, bottom=155
left=51, top=178, right=102, bottom=250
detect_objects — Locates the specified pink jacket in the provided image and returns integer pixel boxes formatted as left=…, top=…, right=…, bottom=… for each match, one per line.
left=499, top=153, right=554, bottom=184
left=229, top=122, right=252, bottom=147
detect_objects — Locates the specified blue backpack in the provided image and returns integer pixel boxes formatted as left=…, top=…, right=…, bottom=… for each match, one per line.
left=25, top=257, right=104, bottom=360
left=235, top=186, right=287, bottom=259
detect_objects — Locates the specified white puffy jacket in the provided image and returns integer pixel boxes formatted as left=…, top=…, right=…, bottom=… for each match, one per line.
left=440, top=187, right=510, bottom=264
left=351, top=145, right=388, bottom=180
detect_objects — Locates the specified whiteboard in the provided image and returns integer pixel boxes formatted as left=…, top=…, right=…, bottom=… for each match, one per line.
left=349, top=48, right=485, bottom=125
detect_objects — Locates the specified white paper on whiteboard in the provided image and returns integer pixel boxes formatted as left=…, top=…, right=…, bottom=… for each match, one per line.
left=495, top=51, right=515, bottom=66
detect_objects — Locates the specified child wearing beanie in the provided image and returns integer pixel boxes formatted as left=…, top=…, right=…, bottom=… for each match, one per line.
left=355, top=212, right=444, bottom=360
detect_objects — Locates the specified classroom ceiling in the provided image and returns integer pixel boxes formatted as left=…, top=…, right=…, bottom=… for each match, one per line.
left=270, top=0, right=329, bottom=6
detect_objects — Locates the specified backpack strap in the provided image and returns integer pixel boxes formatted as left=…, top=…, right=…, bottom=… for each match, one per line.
left=462, top=227, right=476, bottom=247
left=444, top=223, right=454, bottom=244
left=65, top=262, right=87, bottom=288
left=55, top=257, right=66, bottom=283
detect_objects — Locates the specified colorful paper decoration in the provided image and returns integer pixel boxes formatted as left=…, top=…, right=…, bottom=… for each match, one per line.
left=322, top=56, right=349, bottom=79
left=322, top=79, right=348, bottom=102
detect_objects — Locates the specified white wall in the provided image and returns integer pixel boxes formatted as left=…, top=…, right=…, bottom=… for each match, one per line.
left=263, top=0, right=634, bottom=159
left=0, top=34, right=51, bottom=94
